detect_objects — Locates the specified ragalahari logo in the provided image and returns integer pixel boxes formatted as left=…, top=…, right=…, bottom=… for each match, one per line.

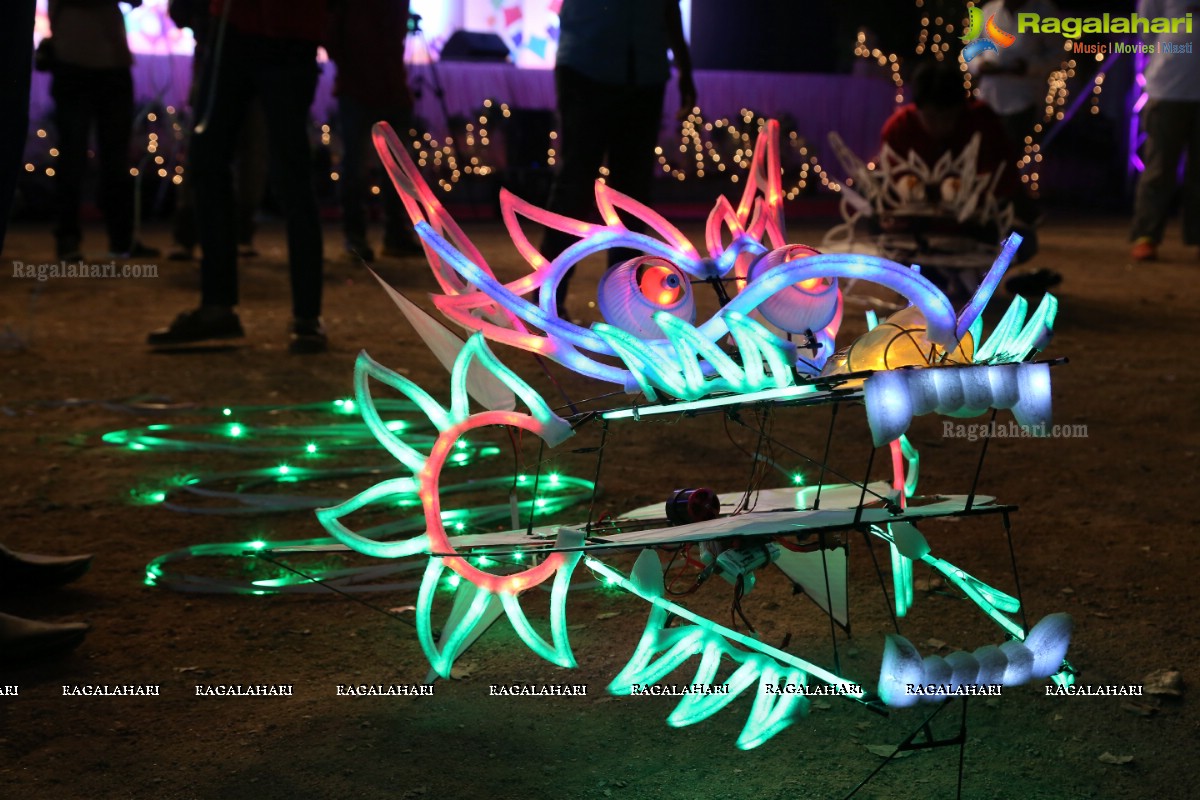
left=961, top=4, right=1016, bottom=62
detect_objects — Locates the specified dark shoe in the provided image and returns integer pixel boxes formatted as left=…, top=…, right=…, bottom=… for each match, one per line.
left=148, top=306, right=244, bottom=348
left=345, top=241, right=375, bottom=262
left=110, top=242, right=161, bottom=259
left=289, top=317, right=327, bottom=354
left=1005, top=268, right=1062, bottom=297
left=56, top=236, right=83, bottom=262
left=167, top=246, right=196, bottom=261
left=0, top=612, right=89, bottom=666
left=238, top=244, right=259, bottom=258
left=0, top=544, right=92, bottom=593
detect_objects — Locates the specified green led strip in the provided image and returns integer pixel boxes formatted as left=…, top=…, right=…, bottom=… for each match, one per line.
left=143, top=475, right=594, bottom=594
left=587, top=551, right=868, bottom=750
left=601, top=382, right=829, bottom=421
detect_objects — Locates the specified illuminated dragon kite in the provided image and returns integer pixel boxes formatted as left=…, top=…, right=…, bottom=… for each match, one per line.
left=310, top=119, right=1072, bottom=751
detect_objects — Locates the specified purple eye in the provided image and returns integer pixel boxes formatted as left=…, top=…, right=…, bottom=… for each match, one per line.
left=746, top=245, right=839, bottom=334
left=597, top=257, right=695, bottom=339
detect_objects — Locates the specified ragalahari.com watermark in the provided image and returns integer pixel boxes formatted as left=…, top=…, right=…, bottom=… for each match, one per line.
left=943, top=420, right=1088, bottom=442
left=11, top=259, right=158, bottom=281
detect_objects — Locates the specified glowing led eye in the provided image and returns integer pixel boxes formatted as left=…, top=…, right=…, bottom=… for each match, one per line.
left=745, top=245, right=839, bottom=334
left=597, top=257, right=695, bottom=340
left=638, top=263, right=684, bottom=306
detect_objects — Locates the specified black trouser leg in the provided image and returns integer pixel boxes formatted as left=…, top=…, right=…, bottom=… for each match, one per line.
left=0, top=0, right=35, bottom=256
left=192, top=33, right=254, bottom=308
left=255, top=44, right=322, bottom=318
left=51, top=67, right=94, bottom=256
left=94, top=68, right=135, bottom=253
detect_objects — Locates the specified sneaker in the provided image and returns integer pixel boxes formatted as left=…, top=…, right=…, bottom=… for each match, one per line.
left=289, top=317, right=327, bottom=354
left=1131, top=238, right=1157, bottom=262
left=345, top=241, right=375, bottom=262
left=147, top=306, right=244, bottom=348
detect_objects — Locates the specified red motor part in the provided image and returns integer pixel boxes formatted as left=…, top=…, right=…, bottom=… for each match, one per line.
left=665, top=488, right=721, bottom=525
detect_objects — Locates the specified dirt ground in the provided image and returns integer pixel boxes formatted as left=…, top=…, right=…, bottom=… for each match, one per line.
left=0, top=211, right=1196, bottom=800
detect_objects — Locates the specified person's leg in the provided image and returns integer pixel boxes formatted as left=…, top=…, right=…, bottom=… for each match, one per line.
left=171, top=151, right=198, bottom=254
left=545, top=67, right=609, bottom=256
left=192, top=30, right=255, bottom=309
left=605, top=83, right=665, bottom=207
left=603, top=80, right=666, bottom=266
left=544, top=66, right=610, bottom=308
left=337, top=94, right=372, bottom=258
left=254, top=42, right=323, bottom=321
left=50, top=66, right=94, bottom=259
left=0, top=0, right=36, bottom=256
left=234, top=97, right=267, bottom=249
left=170, top=40, right=212, bottom=256
left=93, top=68, right=136, bottom=254
left=1131, top=99, right=1189, bottom=249
left=1181, top=101, right=1200, bottom=247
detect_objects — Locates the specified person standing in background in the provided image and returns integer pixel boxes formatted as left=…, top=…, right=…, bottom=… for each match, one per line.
left=148, top=0, right=329, bottom=354
left=49, top=0, right=159, bottom=261
left=969, top=0, right=1062, bottom=149
left=1129, top=0, right=1200, bottom=262
left=325, top=0, right=421, bottom=263
left=0, top=0, right=36, bottom=256
left=167, top=0, right=267, bottom=262
left=541, top=0, right=695, bottom=314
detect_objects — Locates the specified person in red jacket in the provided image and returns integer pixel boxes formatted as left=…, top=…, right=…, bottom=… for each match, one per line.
left=879, top=60, right=1041, bottom=268
left=149, top=0, right=330, bottom=353
left=882, top=60, right=1022, bottom=204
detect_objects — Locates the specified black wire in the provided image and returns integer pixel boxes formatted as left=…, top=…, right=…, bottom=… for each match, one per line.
left=525, top=437, right=546, bottom=536
left=551, top=389, right=627, bottom=415
left=731, top=574, right=756, bottom=633
left=507, top=426, right=522, bottom=495
left=727, top=412, right=896, bottom=508
left=531, top=353, right=580, bottom=417
left=583, top=420, right=608, bottom=535
left=252, top=553, right=416, bottom=628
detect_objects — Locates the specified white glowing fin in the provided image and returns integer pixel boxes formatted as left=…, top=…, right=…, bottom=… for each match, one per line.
left=773, top=546, right=849, bottom=626
left=370, top=269, right=516, bottom=412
